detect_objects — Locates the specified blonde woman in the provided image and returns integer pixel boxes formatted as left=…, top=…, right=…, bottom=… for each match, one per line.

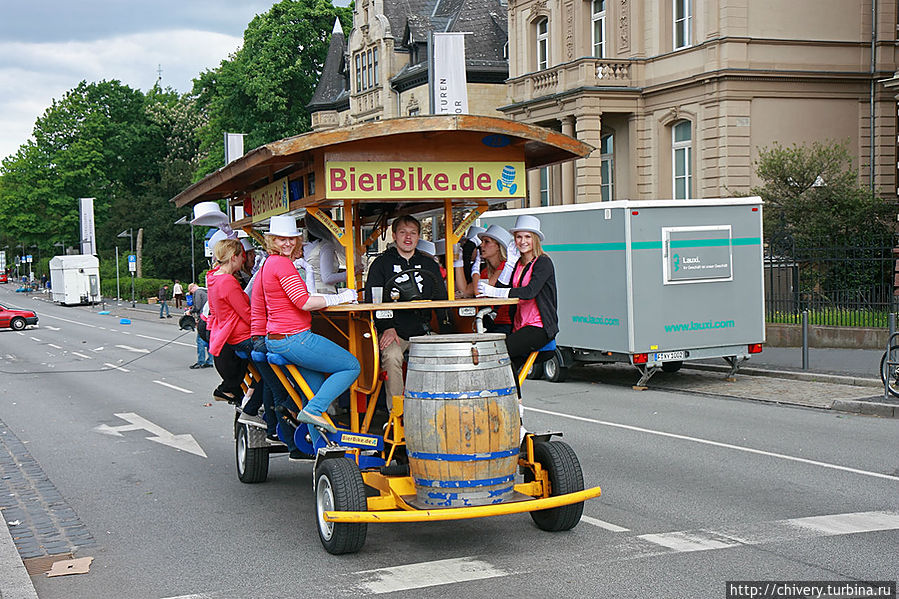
left=469, top=224, right=514, bottom=334
left=207, top=238, right=253, bottom=402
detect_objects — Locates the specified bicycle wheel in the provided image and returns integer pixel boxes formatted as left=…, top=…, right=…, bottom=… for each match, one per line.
left=879, top=345, right=899, bottom=398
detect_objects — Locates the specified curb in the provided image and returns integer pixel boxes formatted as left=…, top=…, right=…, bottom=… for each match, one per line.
left=0, top=521, right=38, bottom=599
left=684, top=364, right=899, bottom=418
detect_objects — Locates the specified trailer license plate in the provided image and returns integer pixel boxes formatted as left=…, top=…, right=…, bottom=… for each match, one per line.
left=653, top=351, right=686, bottom=361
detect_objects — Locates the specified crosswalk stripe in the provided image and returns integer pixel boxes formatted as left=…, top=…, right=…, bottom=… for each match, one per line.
left=355, top=557, right=510, bottom=594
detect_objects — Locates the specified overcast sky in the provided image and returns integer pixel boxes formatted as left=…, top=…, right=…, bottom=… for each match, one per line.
left=0, top=1, right=283, bottom=162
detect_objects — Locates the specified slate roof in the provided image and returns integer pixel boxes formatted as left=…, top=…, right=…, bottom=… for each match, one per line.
left=307, top=18, right=350, bottom=112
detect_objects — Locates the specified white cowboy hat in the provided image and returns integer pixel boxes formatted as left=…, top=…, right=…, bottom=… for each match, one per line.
left=416, top=239, right=436, bottom=258
left=191, top=202, right=229, bottom=227
left=266, top=215, right=302, bottom=237
left=434, top=239, right=445, bottom=255
left=478, top=224, right=514, bottom=249
left=208, top=229, right=230, bottom=250
left=509, top=214, right=545, bottom=241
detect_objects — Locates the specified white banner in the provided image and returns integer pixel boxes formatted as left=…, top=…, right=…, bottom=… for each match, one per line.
left=79, top=197, right=96, bottom=255
left=224, top=133, right=245, bottom=165
left=430, top=33, right=468, bottom=115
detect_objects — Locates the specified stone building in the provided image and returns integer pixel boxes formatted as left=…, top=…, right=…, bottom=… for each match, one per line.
left=308, top=0, right=511, bottom=130
left=501, top=0, right=899, bottom=206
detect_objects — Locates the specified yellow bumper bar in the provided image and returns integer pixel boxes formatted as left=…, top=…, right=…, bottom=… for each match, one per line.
left=323, top=485, right=602, bottom=523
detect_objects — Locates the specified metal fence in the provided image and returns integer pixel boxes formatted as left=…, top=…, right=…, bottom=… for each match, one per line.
left=764, top=233, right=896, bottom=328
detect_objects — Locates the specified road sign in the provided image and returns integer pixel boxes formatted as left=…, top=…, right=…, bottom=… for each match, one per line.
left=26, top=255, right=32, bottom=263
left=127, top=254, right=136, bottom=273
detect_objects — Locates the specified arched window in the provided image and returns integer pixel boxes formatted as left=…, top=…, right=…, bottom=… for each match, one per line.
left=592, top=0, right=606, bottom=58
left=536, top=18, right=549, bottom=70
left=672, top=120, right=692, bottom=199
left=600, top=133, right=614, bottom=201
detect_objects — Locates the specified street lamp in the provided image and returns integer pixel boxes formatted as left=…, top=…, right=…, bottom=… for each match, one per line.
left=174, top=216, right=196, bottom=283
left=17, top=243, right=25, bottom=281
left=29, top=245, right=41, bottom=281
left=117, top=229, right=135, bottom=307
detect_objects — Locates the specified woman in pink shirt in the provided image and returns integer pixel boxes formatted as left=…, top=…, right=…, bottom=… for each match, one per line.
left=477, top=215, right=559, bottom=374
left=207, top=238, right=253, bottom=403
left=251, top=215, right=359, bottom=442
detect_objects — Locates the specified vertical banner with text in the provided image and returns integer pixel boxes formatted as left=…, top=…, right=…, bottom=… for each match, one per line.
left=430, top=32, right=469, bottom=115
left=79, top=197, right=96, bottom=255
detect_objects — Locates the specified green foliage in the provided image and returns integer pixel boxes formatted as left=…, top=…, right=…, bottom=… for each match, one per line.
left=191, top=0, right=353, bottom=177
left=100, top=275, right=176, bottom=302
left=752, top=140, right=896, bottom=247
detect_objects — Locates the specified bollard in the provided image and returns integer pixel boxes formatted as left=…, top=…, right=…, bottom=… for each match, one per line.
left=801, top=310, right=809, bottom=371
left=885, top=313, right=896, bottom=401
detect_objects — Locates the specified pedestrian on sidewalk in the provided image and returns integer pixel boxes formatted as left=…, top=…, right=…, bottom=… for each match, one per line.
left=188, top=283, right=214, bottom=369
left=172, top=280, right=184, bottom=309
left=158, top=284, right=171, bottom=319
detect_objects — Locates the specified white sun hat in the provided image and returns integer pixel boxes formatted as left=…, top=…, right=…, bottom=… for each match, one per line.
left=267, top=215, right=302, bottom=237
left=191, top=201, right=229, bottom=227
left=416, top=239, right=436, bottom=258
left=465, top=225, right=486, bottom=240
left=208, top=229, right=230, bottom=251
left=478, top=224, right=513, bottom=249
left=509, top=214, right=545, bottom=241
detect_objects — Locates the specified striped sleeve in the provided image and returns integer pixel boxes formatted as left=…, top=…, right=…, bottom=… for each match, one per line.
left=279, top=272, right=310, bottom=308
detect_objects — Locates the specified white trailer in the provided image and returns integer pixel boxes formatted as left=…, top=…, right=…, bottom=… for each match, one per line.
left=480, top=198, right=766, bottom=386
left=49, top=254, right=101, bottom=305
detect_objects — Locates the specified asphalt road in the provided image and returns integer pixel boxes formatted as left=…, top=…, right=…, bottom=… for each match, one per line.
left=1, top=287, right=897, bottom=599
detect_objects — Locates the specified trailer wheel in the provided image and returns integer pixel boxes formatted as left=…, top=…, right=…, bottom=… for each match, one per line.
left=315, top=457, right=368, bottom=554
left=10, top=317, right=26, bottom=331
left=661, top=361, right=682, bottom=373
left=526, top=440, right=584, bottom=531
left=543, top=353, right=568, bottom=382
left=236, top=424, right=269, bottom=484
left=525, top=361, right=544, bottom=380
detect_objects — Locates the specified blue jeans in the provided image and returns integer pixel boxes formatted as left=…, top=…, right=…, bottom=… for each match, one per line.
left=159, top=300, right=170, bottom=317
left=266, top=330, right=360, bottom=445
left=196, top=334, right=213, bottom=366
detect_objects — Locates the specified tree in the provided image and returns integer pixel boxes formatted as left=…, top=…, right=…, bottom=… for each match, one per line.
left=752, top=140, right=895, bottom=247
left=191, top=0, right=353, bottom=177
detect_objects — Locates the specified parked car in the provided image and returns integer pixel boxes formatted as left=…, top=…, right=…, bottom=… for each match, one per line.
left=0, top=273, right=8, bottom=283
left=0, top=303, right=38, bottom=330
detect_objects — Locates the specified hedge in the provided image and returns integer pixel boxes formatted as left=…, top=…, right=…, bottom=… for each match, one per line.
left=100, top=276, right=177, bottom=303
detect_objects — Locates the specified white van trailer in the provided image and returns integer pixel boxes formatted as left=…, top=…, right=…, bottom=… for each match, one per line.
left=479, top=198, right=766, bottom=386
left=49, top=254, right=102, bottom=306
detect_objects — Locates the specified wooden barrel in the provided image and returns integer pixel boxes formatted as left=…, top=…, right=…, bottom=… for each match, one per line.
left=404, top=333, right=519, bottom=508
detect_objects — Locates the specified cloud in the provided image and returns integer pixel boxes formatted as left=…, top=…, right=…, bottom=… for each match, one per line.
left=0, top=30, right=243, bottom=161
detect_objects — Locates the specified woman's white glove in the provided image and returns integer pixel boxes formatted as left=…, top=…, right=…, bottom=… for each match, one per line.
left=477, top=281, right=510, bottom=299
left=470, top=251, right=482, bottom=277
left=327, top=288, right=358, bottom=305
left=497, top=240, right=520, bottom=284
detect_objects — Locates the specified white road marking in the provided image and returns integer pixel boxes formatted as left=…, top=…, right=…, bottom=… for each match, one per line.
left=94, top=412, right=206, bottom=457
left=98, top=326, right=106, bottom=330
left=37, top=313, right=96, bottom=328
left=29, top=337, right=40, bottom=342
left=526, top=407, right=899, bottom=482
left=153, top=380, right=193, bottom=394
left=115, top=344, right=149, bottom=354
left=71, top=352, right=92, bottom=359
left=104, top=363, right=130, bottom=373
left=635, top=510, right=899, bottom=557
left=136, top=333, right=193, bottom=348
left=44, top=326, right=60, bottom=331
left=580, top=515, right=629, bottom=532
left=15, top=332, right=24, bottom=336
left=356, top=557, right=510, bottom=595
left=92, top=347, right=104, bottom=352
left=47, top=343, right=62, bottom=350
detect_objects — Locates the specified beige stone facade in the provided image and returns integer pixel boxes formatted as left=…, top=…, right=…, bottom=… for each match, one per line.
left=502, top=0, right=899, bottom=207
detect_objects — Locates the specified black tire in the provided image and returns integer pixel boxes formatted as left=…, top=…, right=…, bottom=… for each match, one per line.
left=525, top=441, right=585, bottom=531
left=543, top=353, right=568, bottom=382
left=661, top=360, right=683, bottom=373
left=236, top=424, right=269, bottom=484
left=10, top=317, right=26, bottom=331
left=315, top=457, right=368, bottom=554
left=880, top=345, right=899, bottom=398
left=525, top=361, right=544, bottom=380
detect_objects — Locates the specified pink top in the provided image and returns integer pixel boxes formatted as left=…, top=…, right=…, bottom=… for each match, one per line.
left=512, top=261, right=543, bottom=331
left=480, top=260, right=511, bottom=325
left=207, top=270, right=251, bottom=356
left=251, top=255, right=312, bottom=336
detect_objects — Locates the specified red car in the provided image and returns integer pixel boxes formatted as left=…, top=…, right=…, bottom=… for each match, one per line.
left=0, top=273, right=7, bottom=283
left=0, top=303, right=38, bottom=330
